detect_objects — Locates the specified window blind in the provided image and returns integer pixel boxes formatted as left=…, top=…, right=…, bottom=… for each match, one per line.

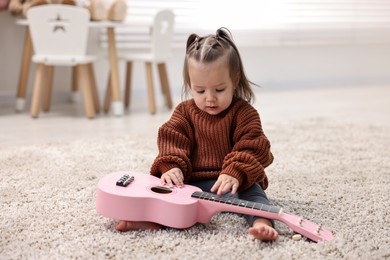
left=100, top=0, right=390, bottom=48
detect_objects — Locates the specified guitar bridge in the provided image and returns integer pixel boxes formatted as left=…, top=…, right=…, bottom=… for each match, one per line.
left=116, top=174, right=134, bottom=187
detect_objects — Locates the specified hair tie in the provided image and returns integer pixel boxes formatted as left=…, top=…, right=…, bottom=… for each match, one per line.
left=194, top=36, right=201, bottom=50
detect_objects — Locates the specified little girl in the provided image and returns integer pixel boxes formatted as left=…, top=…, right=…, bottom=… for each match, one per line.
left=116, top=28, right=278, bottom=241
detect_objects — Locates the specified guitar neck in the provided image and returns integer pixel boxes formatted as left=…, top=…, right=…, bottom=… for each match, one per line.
left=191, top=191, right=283, bottom=220
left=191, top=191, right=335, bottom=242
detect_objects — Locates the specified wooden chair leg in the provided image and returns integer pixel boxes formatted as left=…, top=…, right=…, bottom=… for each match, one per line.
left=71, top=66, right=79, bottom=103
left=124, top=61, right=132, bottom=108
left=157, top=62, right=173, bottom=109
left=145, top=62, right=156, bottom=114
left=30, top=63, right=46, bottom=118
left=87, top=63, right=100, bottom=113
left=43, top=65, right=54, bottom=112
left=103, top=71, right=111, bottom=113
left=16, top=28, right=33, bottom=112
left=77, top=64, right=95, bottom=119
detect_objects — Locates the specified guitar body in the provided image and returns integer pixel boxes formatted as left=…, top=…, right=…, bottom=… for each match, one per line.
left=96, top=171, right=203, bottom=228
left=96, top=171, right=335, bottom=242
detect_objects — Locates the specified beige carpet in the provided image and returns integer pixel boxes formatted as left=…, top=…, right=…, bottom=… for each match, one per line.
left=1, top=118, right=389, bottom=259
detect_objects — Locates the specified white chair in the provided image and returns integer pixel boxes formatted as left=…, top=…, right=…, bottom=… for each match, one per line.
left=27, top=5, right=99, bottom=119
left=104, top=9, right=175, bottom=114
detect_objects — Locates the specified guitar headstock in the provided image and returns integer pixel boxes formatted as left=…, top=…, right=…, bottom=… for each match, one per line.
left=116, top=174, right=134, bottom=187
left=278, top=212, right=335, bottom=242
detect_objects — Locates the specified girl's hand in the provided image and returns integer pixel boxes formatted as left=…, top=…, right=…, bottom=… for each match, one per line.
left=161, top=168, right=184, bottom=187
left=210, top=174, right=239, bottom=196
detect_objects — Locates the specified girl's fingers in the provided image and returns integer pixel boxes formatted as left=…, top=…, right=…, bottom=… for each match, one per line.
left=161, top=175, right=173, bottom=186
left=230, top=183, right=238, bottom=195
left=210, top=180, right=221, bottom=193
left=161, top=170, right=184, bottom=187
left=211, top=177, right=239, bottom=196
left=171, top=174, right=183, bottom=186
left=218, top=182, right=232, bottom=196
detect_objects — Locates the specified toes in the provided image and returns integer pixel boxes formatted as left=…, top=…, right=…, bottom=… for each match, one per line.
left=115, top=220, right=128, bottom=231
left=248, top=226, right=278, bottom=241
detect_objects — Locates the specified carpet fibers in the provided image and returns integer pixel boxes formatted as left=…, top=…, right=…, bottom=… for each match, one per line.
left=1, top=118, right=389, bottom=259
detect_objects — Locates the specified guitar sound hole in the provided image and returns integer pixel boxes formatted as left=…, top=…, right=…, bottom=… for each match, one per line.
left=151, top=186, right=172, bottom=194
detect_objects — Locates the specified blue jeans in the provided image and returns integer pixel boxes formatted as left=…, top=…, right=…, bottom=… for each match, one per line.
left=189, top=180, right=274, bottom=227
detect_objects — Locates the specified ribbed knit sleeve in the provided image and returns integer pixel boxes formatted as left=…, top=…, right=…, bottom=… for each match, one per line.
left=221, top=101, right=273, bottom=191
left=150, top=102, right=194, bottom=181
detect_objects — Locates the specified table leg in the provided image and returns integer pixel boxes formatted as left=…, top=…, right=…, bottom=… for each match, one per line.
left=106, top=27, right=124, bottom=116
left=103, top=71, right=111, bottom=113
left=87, top=63, right=101, bottom=113
left=16, top=28, right=33, bottom=112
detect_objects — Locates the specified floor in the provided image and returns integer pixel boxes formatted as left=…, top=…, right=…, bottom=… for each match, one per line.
left=1, top=85, right=389, bottom=149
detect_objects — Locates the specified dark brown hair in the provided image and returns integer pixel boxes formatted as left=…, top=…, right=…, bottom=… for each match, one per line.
left=182, top=27, right=256, bottom=103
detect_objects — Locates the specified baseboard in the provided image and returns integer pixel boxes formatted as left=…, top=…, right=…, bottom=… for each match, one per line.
left=0, top=91, right=78, bottom=107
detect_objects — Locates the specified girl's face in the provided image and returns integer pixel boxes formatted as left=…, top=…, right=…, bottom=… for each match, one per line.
left=188, top=56, right=235, bottom=115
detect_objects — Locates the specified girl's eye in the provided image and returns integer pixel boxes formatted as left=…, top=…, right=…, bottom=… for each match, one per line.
left=216, top=88, right=225, bottom=92
left=196, top=90, right=205, bottom=94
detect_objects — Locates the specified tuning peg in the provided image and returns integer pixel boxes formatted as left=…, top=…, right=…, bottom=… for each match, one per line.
left=116, top=174, right=134, bottom=187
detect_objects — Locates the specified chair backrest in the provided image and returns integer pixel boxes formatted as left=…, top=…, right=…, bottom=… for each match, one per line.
left=27, top=5, right=90, bottom=59
left=151, top=9, right=175, bottom=59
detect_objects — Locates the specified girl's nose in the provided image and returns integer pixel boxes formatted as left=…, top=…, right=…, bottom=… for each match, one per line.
left=206, top=91, right=216, bottom=102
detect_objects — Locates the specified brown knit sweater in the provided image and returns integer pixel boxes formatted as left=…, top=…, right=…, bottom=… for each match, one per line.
left=150, top=97, right=274, bottom=191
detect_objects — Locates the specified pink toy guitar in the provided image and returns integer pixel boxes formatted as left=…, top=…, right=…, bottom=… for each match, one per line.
left=96, top=171, right=335, bottom=242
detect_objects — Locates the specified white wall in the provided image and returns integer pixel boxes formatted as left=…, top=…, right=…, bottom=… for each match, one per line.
left=1, top=10, right=390, bottom=104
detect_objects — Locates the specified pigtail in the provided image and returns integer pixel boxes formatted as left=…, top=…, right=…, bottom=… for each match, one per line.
left=215, top=27, right=257, bottom=103
left=186, top=33, right=199, bottom=52
left=216, top=27, right=233, bottom=42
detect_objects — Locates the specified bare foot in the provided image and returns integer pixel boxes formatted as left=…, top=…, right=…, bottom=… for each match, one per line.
left=115, top=221, right=162, bottom=232
left=248, top=219, right=278, bottom=241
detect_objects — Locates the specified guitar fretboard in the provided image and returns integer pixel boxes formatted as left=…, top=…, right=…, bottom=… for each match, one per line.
left=191, top=191, right=282, bottom=214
